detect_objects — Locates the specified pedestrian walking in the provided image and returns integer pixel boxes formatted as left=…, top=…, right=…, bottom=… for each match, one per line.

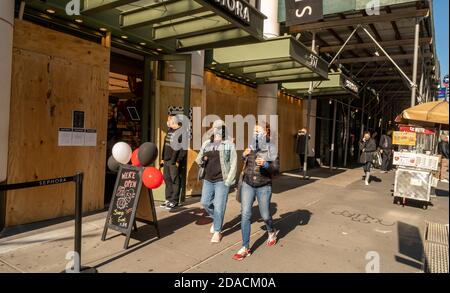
left=379, top=130, right=394, bottom=173
left=196, top=120, right=237, bottom=243
left=360, top=131, right=377, bottom=186
left=233, top=123, right=279, bottom=261
left=295, top=128, right=310, bottom=172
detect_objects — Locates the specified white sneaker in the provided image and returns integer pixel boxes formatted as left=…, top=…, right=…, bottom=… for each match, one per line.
left=210, top=224, right=215, bottom=234
left=365, top=181, right=370, bottom=186
left=211, top=232, right=222, bottom=243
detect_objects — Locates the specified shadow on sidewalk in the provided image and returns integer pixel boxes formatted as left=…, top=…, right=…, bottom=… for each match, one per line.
left=250, top=209, right=312, bottom=253
left=395, top=221, right=424, bottom=270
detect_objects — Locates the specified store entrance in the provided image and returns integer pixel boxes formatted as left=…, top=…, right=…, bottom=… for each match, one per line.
left=105, top=52, right=145, bottom=206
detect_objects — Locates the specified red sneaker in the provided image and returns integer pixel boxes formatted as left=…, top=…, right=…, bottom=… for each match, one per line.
left=232, top=247, right=251, bottom=261
left=267, top=230, right=279, bottom=247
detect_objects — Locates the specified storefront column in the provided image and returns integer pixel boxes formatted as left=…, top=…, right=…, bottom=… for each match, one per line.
left=0, top=0, right=14, bottom=230
left=0, top=0, right=14, bottom=184
left=166, top=50, right=204, bottom=88
left=411, top=18, right=420, bottom=107
left=257, top=0, right=279, bottom=117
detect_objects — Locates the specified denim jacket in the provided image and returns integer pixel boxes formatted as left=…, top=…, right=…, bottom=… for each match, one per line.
left=196, top=140, right=237, bottom=187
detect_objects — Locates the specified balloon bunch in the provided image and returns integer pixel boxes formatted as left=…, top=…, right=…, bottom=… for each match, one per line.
left=108, top=142, right=164, bottom=189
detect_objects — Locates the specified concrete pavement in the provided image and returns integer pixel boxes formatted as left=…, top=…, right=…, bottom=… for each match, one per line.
left=0, top=167, right=448, bottom=273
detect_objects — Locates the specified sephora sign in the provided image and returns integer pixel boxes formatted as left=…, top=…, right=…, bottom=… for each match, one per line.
left=207, top=0, right=251, bottom=25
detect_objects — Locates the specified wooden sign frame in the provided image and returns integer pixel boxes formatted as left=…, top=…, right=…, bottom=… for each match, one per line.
left=101, top=165, right=160, bottom=249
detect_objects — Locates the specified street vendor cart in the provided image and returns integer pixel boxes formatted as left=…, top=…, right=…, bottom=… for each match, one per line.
left=392, top=101, right=449, bottom=209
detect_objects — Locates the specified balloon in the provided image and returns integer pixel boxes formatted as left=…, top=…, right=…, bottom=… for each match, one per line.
left=112, top=142, right=132, bottom=165
left=138, top=142, right=158, bottom=167
left=131, top=148, right=141, bottom=167
left=142, top=167, right=164, bottom=189
left=107, top=155, right=120, bottom=172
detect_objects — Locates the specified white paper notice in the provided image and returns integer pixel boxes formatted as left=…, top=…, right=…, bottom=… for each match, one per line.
left=72, top=128, right=85, bottom=146
left=58, top=128, right=73, bottom=146
left=85, top=129, right=97, bottom=146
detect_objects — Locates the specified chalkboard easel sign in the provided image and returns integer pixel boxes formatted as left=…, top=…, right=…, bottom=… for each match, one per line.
left=101, top=165, right=160, bottom=249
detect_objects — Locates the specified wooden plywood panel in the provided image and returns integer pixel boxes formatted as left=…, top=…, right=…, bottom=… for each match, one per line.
left=278, top=94, right=304, bottom=172
left=6, top=21, right=109, bottom=226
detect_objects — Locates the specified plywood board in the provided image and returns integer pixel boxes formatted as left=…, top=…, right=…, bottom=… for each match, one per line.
left=6, top=20, right=110, bottom=226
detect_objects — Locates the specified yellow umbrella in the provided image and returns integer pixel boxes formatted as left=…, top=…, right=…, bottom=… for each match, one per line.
left=396, top=101, right=449, bottom=125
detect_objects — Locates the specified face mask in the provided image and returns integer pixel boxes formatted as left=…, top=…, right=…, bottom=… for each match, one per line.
left=254, top=132, right=266, bottom=142
left=213, top=128, right=223, bottom=137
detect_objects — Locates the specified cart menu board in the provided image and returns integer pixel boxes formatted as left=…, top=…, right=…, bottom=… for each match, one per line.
left=393, top=131, right=416, bottom=146
left=393, top=152, right=440, bottom=171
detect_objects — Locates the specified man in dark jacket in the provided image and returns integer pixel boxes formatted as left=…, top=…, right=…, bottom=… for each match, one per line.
left=160, top=115, right=187, bottom=210
left=379, top=130, right=394, bottom=173
left=295, top=128, right=310, bottom=171
left=438, top=134, right=449, bottom=159
left=360, top=131, right=377, bottom=185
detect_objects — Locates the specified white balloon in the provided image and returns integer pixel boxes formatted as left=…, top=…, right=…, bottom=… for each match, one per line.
left=112, top=142, right=132, bottom=165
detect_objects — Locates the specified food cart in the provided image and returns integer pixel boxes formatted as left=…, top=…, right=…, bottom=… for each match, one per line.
left=393, top=101, right=449, bottom=209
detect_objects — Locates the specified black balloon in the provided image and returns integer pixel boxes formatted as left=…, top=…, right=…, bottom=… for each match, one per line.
left=138, top=142, right=158, bottom=167
left=107, top=155, right=121, bottom=172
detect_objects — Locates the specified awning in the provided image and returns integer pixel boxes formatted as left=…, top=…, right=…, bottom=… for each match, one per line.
left=206, top=36, right=329, bottom=84
left=22, top=0, right=266, bottom=53
left=282, top=72, right=359, bottom=98
left=395, top=101, right=449, bottom=125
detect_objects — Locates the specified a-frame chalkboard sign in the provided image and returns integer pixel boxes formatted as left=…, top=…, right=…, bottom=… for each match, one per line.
left=101, top=165, right=160, bottom=249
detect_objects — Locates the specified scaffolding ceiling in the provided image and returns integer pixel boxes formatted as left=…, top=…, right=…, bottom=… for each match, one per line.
left=287, top=0, right=438, bottom=115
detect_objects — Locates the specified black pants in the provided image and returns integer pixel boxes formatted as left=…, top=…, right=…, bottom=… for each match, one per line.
left=363, top=161, right=372, bottom=173
left=298, top=154, right=306, bottom=169
left=381, top=150, right=392, bottom=171
left=163, top=163, right=181, bottom=203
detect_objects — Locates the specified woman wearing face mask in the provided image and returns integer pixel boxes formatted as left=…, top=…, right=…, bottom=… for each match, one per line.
left=359, top=131, right=377, bottom=186
left=233, top=123, right=279, bottom=261
left=196, top=120, right=237, bottom=243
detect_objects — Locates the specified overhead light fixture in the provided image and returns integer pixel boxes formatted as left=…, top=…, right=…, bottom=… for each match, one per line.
left=99, top=27, right=108, bottom=32
left=229, top=73, right=234, bottom=76
left=121, top=35, right=128, bottom=39
left=220, top=70, right=225, bottom=73
left=74, top=18, right=83, bottom=23
left=156, top=48, right=163, bottom=52
left=139, top=42, right=146, bottom=46
left=46, top=9, right=56, bottom=14
left=374, top=51, right=380, bottom=57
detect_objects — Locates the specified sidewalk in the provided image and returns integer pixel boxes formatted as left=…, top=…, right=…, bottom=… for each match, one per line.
left=0, top=167, right=448, bottom=273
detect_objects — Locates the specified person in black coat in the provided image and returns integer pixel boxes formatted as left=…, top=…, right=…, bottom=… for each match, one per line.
left=379, top=130, right=394, bottom=173
left=295, top=128, right=310, bottom=171
left=360, top=131, right=377, bottom=185
left=438, top=134, right=449, bottom=159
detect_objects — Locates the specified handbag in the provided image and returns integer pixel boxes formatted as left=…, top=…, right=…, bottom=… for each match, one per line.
left=235, top=159, right=247, bottom=203
left=197, top=161, right=206, bottom=181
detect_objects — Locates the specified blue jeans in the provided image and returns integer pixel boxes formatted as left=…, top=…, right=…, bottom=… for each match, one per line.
left=240, top=181, right=274, bottom=249
left=201, top=180, right=230, bottom=232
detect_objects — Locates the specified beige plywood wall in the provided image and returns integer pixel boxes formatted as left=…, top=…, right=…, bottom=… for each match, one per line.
left=6, top=20, right=110, bottom=226
left=278, top=93, right=304, bottom=172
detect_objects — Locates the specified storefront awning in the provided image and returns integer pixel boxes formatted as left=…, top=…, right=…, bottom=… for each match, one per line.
left=22, top=0, right=266, bottom=54
left=282, top=72, right=359, bottom=98
left=206, top=36, right=329, bottom=84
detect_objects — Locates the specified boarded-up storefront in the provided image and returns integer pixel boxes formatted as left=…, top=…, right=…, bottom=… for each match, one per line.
left=6, top=20, right=110, bottom=226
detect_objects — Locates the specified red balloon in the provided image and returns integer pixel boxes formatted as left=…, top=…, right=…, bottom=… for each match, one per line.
left=142, top=167, right=164, bottom=189
left=131, top=149, right=141, bottom=167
